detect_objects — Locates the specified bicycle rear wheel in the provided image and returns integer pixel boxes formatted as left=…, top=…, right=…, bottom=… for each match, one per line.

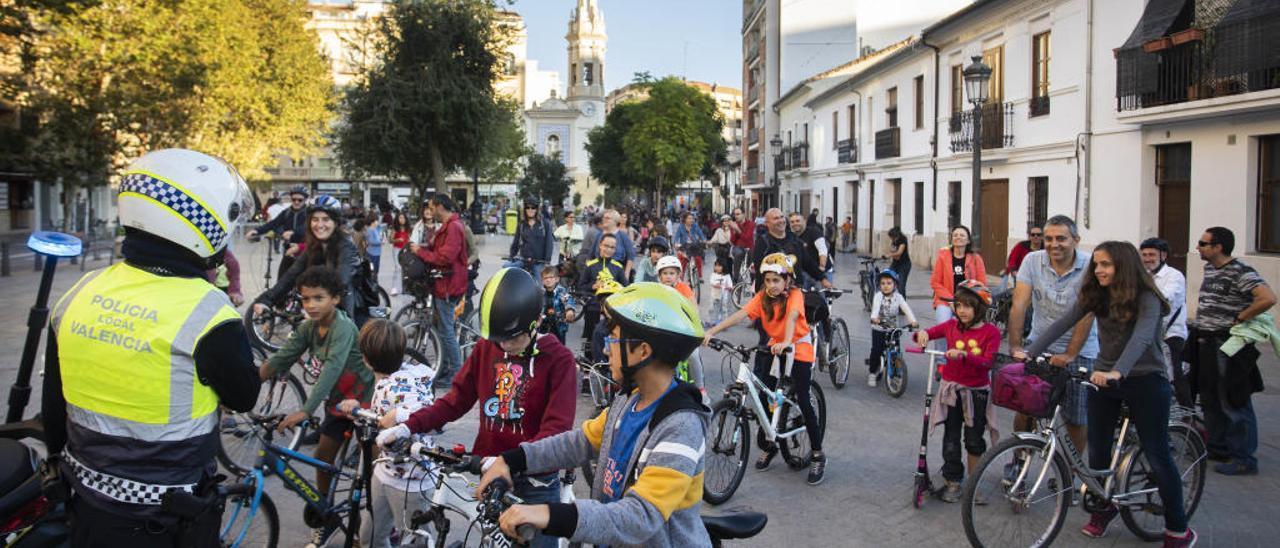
left=218, top=371, right=307, bottom=475
left=1117, top=423, right=1207, bottom=541
left=885, top=354, right=909, bottom=398
left=731, top=281, right=753, bottom=310
left=778, top=381, right=824, bottom=469
left=827, top=319, right=851, bottom=389
left=220, top=481, right=279, bottom=548
left=961, top=437, right=1072, bottom=548
left=703, top=399, right=749, bottom=505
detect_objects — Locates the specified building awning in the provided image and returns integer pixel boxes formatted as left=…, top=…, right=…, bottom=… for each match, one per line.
left=1117, top=0, right=1194, bottom=52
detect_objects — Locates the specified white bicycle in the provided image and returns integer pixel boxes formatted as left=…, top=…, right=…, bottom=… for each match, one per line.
left=701, top=338, right=826, bottom=505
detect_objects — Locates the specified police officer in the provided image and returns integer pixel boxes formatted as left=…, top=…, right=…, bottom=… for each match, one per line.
left=42, top=149, right=262, bottom=546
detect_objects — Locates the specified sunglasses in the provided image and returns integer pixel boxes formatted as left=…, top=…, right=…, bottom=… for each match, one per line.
left=602, top=336, right=643, bottom=355
left=1029, top=232, right=1043, bottom=237
left=292, top=198, right=305, bottom=203
left=1196, top=240, right=1216, bottom=248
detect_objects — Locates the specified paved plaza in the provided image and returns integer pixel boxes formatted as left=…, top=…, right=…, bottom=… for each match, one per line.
left=1, top=231, right=1278, bottom=546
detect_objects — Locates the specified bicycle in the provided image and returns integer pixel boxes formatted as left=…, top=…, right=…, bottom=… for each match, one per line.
left=856, top=256, right=882, bottom=312
left=808, top=288, right=852, bottom=389
left=376, top=442, right=541, bottom=548
left=244, top=291, right=304, bottom=352
left=396, top=271, right=482, bottom=372
left=217, top=346, right=309, bottom=475
left=873, top=326, right=914, bottom=398
left=701, top=339, right=827, bottom=505
left=960, top=358, right=1208, bottom=547
left=678, top=243, right=704, bottom=303
left=218, top=409, right=381, bottom=548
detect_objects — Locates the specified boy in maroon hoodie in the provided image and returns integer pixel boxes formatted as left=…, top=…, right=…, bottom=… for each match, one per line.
left=377, top=267, right=577, bottom=548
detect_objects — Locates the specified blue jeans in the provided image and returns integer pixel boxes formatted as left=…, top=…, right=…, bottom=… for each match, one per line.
left=515, top=473, right=562, bottom=548
left=933, top=305, right=953, bottom=351
left=433, top=295, right=463, bottom=388
left=1087, top=374, right=1187, bottom=532
left=503, top=258, right=543, bottom=278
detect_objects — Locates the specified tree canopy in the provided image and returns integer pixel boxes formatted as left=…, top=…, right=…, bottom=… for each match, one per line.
left=584, top=77, right=725, bottom=205
left=518, top=153, right=572, bottom=207
left=335, top=0, right=517, bottom=198
left=0, top=0, right=334, bottom=184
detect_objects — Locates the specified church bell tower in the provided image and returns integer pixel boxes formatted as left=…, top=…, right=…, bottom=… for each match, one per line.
left=566, top=0, right=606, bottom=118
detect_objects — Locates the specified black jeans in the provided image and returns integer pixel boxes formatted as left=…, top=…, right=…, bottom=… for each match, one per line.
left=1087, top=374, right=1187, bottom=532
left=1165, top=336, right=1192, bottom=407
left=892, top=263, right=911, bottom=296
left=753, top=352, right=822, bottom=451
left=867, top=330, right=888, bottom=374
left=941, top=389, right=989, bottom=482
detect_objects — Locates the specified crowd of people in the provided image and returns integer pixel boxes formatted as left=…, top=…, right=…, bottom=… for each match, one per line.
left=37, top=148, right=1279, bottom=548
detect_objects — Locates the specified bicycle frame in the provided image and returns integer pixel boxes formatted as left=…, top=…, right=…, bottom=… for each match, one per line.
left=727, top=359, right=807, bottom=445
left=881, top=330, right=905, bottom=376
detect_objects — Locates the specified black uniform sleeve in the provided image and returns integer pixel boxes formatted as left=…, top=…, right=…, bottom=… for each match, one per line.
left=193, top=321, right=262, bottom=412
left=41, top=328, right=68, bottom=454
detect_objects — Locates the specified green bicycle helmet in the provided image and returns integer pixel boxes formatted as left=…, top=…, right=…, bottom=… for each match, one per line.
left=603, top=282, right=704, bottom=367
left=478, top=267, right=543, bottom=343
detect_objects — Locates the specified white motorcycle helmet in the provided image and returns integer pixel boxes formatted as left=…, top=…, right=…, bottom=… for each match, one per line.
left=117, top=149, right=253, bottom=259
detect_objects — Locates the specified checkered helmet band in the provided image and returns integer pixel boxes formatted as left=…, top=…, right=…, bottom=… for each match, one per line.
left=119, top=172, right=227, bottom=252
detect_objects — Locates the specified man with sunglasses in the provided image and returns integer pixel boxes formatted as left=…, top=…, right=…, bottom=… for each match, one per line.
left=1193, top=226, right=1277, bottom=475
left=249, top=186, right=311, bottom=279
left=508, top=198, right=556, bottom=277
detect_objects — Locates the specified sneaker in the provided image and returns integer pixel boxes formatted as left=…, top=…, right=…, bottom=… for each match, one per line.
left=867, top=373, right=878, bottom=387
left=939, top=481, right=962, bottom=503
left=1163, top=528, right=1197, bottom=548
left=755, top=446, right=778, bottom=470
left=807, top=452, right=826, bottom=485
left=1214, top=461, right=1258, bottom=476
left=306, top=527, right=326, bottom=548
left=1081, top=505, right=1119, bottom=538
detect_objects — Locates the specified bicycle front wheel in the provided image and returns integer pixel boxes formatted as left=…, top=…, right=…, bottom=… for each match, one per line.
left=961, top=437, right=1072, bottom=548
left=244, top=304, right=292, bottom=352
left=1117, top=423, right=1207, bottom=541
left=218, top=372, right=307, bottom=475
left=827, top=319, right=851, bottom=389
left=401, top=319, right=442, bottom=372
left=703, top=399, right=749, bottom=505
left=221, top=481, right=279, bottom=548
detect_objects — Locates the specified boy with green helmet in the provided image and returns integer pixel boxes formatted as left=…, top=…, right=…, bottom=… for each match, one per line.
left=478, top=282, right=713, bottom=547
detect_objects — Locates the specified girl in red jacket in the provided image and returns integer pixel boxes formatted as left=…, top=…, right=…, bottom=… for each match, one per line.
left=913, top=280, right=1000, bottom=502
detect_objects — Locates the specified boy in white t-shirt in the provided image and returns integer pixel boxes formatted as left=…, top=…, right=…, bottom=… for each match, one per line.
left=867, top=269, right=918, bottom=387
left=337, top=319, right=436, bottom=548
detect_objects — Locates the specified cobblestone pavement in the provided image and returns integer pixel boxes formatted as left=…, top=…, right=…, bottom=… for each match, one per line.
left=2, top=231, right=1277, bottom=546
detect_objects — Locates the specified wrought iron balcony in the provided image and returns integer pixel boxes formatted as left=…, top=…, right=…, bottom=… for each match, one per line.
left=1029, top=95, right=1050, bottom=117
left=790, top=143, right=808, bottom=169
left=1115, top=2, right=1280, bottom=112
left=875, top=127, right=900, bottom=159
left=748, top=129, right=759, bottom=146
left=948, top=102, right=1015, bottom=153
left=837, top=139, right=857, bottom=164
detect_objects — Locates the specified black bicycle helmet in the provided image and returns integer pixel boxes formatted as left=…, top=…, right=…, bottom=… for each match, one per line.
left=1139, top=237, right=1170, bottom=254
left=478, top=267, right=543, bottom=342
left=646, top=236, right=670, bottom=253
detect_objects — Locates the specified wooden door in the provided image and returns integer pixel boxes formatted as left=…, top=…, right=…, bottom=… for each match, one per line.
left=979, top=179, right=1009, bottom=277
left=1157, top=143, right=1192, bottom=273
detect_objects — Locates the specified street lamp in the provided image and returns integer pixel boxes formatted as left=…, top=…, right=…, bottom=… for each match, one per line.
left=963, top=55, right=992, bottom=245
left=769, top=134, right=783, bottom=192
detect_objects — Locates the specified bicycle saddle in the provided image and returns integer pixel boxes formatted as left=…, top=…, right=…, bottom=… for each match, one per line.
left=701, top=510, right=768, bottom=540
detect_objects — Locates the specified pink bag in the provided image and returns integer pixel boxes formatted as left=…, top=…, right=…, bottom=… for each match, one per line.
left=992, top=362, right=1055, bottom=418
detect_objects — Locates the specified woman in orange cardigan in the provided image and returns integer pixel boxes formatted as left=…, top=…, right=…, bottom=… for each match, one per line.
left=930, top=225, right=988, bottom=325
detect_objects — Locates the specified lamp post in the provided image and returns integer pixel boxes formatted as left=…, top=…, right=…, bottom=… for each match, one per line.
left=963, top=55, right=991, bottom=245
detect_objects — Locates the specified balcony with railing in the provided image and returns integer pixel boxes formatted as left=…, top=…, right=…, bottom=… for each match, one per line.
left=746, top=39, right=760, bottom=64
left=1115, top=0, right=1280, bottom=112
left=747, top=84, right=759, bottom=105
left=743, top=0, right=764, bottom=28
left=948, top=102, right=1015, bottom=153
left=837, top=139, right=857, bottom=164
left=747, top=128, right=759, bottom=147
left=874, top=127, right=900, bottom=159
left=790, top=143, right=808, bottom=170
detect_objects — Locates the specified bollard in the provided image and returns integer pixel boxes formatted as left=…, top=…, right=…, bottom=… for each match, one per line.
left=1, top=242, right=8, bottom=277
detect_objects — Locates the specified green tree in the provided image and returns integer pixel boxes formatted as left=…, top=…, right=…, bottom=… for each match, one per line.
left=475, top=98, right=531, bottom=186
left=585, top=101, right=645, bottom=191
left=518, top=153, right=572, bottom=206
left=621, top=77, right=724, bottom=206
left=336, top=0, right=513, bottom=198
left=3, top=0, right=333, bottom=185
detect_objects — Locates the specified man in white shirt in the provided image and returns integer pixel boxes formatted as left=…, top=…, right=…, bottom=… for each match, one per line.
left=1140, top=237, right=1191, bottom=406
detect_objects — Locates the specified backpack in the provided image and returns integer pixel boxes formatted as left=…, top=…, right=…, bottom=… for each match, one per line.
left=356, top=257, right=381, bottom=307
left=991, top=362, right=1056, bottom=418
left=398, top=246, right=428, bottom=280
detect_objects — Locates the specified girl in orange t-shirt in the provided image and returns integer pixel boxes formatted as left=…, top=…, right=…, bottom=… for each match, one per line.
left=703, top=252, right=826, bottom=485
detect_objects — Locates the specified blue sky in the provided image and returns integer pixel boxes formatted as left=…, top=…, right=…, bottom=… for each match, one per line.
left=510, top=0, right=744, bottom=91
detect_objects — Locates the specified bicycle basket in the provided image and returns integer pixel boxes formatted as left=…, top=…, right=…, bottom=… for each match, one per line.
left=991, top=361, right=1057, bottom=418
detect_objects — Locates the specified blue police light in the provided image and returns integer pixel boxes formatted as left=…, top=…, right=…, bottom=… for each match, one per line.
left=27, top=231, right=82, bottom=258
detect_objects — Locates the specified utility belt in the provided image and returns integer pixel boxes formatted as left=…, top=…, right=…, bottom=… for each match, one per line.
left=63, top=450, right=197, bottom=506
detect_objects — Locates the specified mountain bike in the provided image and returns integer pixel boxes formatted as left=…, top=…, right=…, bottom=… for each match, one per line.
left=701, top=339, right=827, bottom=505
left=808, top=288, right=851, bottom=389
left=218, top=409, right=380, bottom=548
left=857, top=256, right=882, bottom=312
left=961, top=358, right=1207, bottom=547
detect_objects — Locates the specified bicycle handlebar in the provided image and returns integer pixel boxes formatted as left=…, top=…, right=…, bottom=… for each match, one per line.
left=706, top=338, right=791, bottom=359
left=904, top=346, right=946, bottom=356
